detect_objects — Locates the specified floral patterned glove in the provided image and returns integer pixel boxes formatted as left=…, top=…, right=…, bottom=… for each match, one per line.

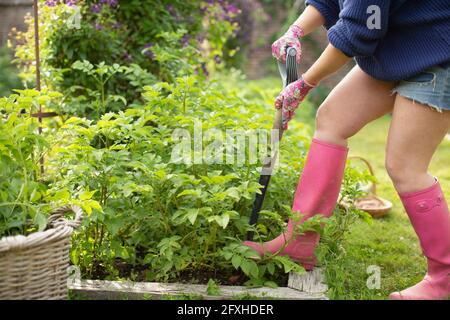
left=275, top=77, right=315, bottom=130
left=271, top=25, right=304, bottom=63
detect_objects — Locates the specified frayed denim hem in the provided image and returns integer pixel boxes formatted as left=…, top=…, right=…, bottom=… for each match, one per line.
left=391, top=64, right=450, bottom=112
left=392, top=89, right=445, bottom=113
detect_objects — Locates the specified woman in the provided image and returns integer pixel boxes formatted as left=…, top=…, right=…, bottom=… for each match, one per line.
left=244, top=0, right=450, bottom=300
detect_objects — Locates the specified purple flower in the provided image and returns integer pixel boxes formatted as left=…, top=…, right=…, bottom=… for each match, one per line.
left=143, top=43, right=155, bottom=60
left=65, top=0, right=77, bottom=6
left=225, top=4, right=239, bottom=14
left=200, top=63, right=209, bottom=77
left=213, top=55, right=221, bottom=65
left=45, top=0, right=58, bottom=6
left=123, top=52, right=133, bottom=62
left=180, top=34, right=190, bottom=47
left=196, top=34, right=205, bottom=43
left=101, top=0, right=118, bottom=7
left=91, top=4, right=102, bottom=13
left=166, top=4, right=176, bottom=15
left=95, top=23, right=103, bottom=30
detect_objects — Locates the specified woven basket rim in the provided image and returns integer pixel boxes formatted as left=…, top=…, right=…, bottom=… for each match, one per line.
left=0, top=205, right=83, bottom=254
left=355, top=195, right=393, bottom=210
left=0, top=225, right=74, bottom=254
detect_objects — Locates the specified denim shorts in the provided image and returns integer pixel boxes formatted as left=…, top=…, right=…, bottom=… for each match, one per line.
left=393, top=62, right=450, bottom=112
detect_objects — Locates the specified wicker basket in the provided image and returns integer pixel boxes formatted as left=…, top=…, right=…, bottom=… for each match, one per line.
left=0, top=205, right=83, bottom=300
left=349, top=156, right=392, bottom=219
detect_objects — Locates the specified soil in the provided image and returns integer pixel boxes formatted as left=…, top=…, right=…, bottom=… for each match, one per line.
left=88, top=259, right=288, bottom=287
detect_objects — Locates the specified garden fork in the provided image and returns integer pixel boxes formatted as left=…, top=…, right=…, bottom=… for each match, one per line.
left=247, top=47, right=299, bottom=241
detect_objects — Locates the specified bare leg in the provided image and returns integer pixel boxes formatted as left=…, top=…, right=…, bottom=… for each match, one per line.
left=386, top=96, right=450, bottom=193
left=314, top=66, right=396, bottom=145
left=387, top=95, right=450, bottom=300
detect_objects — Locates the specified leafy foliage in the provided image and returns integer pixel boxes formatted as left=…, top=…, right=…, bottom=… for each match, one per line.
left=42, top=73, right=370, bottom=285
left=13, top=0, right=239, bottom=117
left=49, top=74, right=290, bottom=282
left=0, top=90, right=56, bottom=237
left=2, top=0, right=372, bottom=289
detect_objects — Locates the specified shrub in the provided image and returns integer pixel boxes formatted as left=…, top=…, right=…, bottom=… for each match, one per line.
left=12, top=0, right=239, bottom=117
left=0, top=89, right=104, bottom=238
left=0, top=90, right=56, bottom=237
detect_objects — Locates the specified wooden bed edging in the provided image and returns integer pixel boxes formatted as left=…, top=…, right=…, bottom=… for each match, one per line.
left=288, top=268, right=328, bottom=294
left=68, top=269, right=328, bottom=300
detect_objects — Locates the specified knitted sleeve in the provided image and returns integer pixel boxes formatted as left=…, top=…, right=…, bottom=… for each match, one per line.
left=328, top=0, right=391, bottom=57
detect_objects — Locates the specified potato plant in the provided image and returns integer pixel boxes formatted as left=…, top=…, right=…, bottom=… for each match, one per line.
left=43, top=73, right=370, bottom=285
left=0, top=90, right=58, bottom=237
left=0, top=89, right=106, bottom=238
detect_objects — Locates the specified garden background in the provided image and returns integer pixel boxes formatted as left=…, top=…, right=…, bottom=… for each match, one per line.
left=0, top=0, right=449, bottom=300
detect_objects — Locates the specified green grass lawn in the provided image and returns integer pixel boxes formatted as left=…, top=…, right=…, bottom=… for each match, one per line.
left=300, top=98, right=450, bottom=300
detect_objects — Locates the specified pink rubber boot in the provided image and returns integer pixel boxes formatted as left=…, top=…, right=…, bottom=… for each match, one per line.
left=244, top=138, right=348, bottom=270
left=389, top=181, right=450, bottom=300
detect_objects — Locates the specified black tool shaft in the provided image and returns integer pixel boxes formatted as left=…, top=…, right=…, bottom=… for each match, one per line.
left=246, top=47, right=299, bottom=241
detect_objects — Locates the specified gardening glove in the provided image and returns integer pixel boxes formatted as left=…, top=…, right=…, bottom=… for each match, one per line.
left=275, top=77, right=315, bottom=130
left=272, top=25, right=304, bottom=63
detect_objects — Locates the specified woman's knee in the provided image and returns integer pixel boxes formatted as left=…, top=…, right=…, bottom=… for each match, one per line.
left=314, top=101, right=357, bottom=143
left=385, top=153, right=434, bottom=192
left=385, top=154, right=408, bottom=185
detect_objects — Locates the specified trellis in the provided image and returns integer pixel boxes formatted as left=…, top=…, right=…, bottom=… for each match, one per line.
left=32, top=0, right=57, bottom=174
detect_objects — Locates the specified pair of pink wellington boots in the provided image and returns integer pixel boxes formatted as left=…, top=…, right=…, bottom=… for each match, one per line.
left=244, top=138, right=450, bottom=300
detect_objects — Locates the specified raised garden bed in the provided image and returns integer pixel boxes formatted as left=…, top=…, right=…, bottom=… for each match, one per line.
left=69, top=269, right=328, bottom=300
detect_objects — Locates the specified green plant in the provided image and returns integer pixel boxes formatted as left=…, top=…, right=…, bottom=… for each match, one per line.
left=70, top=60, right=126, bottom=117
left=0, top=87, right=104, bottom=239
left=12, top=0, right=238, bottom=117
left=0, top=89, right=56, bottom=237
left=46, top=72, right=370, bottom=286
left=206, top=279, right=221, bottom=296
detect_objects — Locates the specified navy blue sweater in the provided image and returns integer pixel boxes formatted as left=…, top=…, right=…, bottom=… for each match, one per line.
left=306, top=0, right=450, bottom=81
